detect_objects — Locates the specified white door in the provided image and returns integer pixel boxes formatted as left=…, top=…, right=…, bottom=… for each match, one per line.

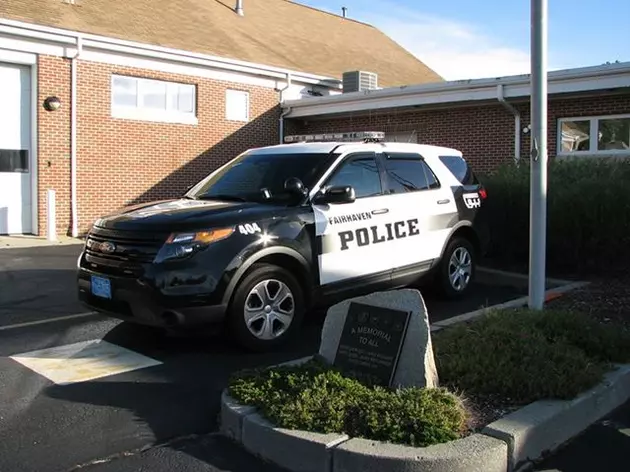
left=0, top=62, right=32, bottom=235
left=313, top=152, right=397, bottom=286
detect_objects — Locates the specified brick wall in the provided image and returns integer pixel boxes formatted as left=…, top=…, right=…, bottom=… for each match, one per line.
left=37, top=55, right=281, bottom=236
left=288, top=93, right=630, bottom=173
left=38, top=55, right=71, bottom=235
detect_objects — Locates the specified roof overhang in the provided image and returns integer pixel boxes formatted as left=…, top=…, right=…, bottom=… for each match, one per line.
left=0, top=17, right=343, bottom=88
left=283, top=62, right=630, bottom=118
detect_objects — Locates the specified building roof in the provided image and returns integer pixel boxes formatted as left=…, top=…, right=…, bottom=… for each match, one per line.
left=283, top=61, right=630, bottom=118
left=0, top=0, right=443, bottom=88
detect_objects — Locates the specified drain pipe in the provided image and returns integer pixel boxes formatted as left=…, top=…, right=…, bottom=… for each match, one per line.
left=70, top=36, right=82, bottom=237
left=278, top=73, right=292, bottom=144
left=497, top=84, right=521, bottom=163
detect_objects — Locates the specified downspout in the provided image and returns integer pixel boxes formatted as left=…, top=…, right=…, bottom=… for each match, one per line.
left=278, top=73, right=292, bottom=144
left=70, top=36, right=82, bottom=237
left=497, top=84, right=521, bottom=164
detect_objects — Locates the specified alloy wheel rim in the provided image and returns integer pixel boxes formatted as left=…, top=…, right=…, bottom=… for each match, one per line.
left=244, top=279, right=295, bottom=340
left=448, top=247, right=472, bottom=291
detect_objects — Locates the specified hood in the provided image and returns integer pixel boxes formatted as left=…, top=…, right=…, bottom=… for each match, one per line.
left=93, top=198, right=279, bottom=232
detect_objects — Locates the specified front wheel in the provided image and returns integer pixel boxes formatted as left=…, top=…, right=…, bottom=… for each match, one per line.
left=436, top=237, right=476, bottom=299
left=227, top=263, right=305, bottom=351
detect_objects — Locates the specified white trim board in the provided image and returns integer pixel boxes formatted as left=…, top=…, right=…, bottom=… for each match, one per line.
left=0, top=18, right=342, bottom=90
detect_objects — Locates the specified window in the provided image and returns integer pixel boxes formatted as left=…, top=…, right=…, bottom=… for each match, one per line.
left=226, top=89, right=250, bottom=122
left=439, top=155, right=478, bottom=185
left=326, top=154, right=382, bottom=198
left=558, top=114, right=630, bottom=155
left=188, top=152, right=337, bottom=203
left=111, top=75, right=197, bottom=124
left=383, top=153, right=439, bottom=193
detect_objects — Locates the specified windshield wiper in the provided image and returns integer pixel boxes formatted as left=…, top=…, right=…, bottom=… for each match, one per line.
left=197, top=194, right=248, bottom=202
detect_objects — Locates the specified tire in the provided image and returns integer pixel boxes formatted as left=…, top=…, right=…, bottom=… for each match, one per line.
left=227, top=263, right=305, bottom=351
left=435, top=236, right=476, bottom=299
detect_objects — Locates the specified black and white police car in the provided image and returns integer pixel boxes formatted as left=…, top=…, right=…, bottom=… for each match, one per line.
left=78, top=131, right=489, bottom=351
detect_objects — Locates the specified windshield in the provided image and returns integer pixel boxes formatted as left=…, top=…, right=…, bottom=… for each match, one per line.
left=186, top=151, right=337, bottom=203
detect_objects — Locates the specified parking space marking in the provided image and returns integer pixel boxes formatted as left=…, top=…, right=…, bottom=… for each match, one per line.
left=10, top=339, right=162, bottom=385
left=0, top=312, right=99, bottom=332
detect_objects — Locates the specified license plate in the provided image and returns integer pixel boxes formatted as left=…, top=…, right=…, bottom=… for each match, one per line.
left=91, top=275, right=112, bottom=299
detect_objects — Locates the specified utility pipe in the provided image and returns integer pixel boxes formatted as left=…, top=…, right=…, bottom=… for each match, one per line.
left=70, top=36, right=82, bottom=237
left=497, top=84, right=521, bottom=163
left=278, top=73, right=292, bottom=143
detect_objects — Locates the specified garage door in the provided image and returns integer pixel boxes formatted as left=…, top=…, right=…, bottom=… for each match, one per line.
left=0, top=62, right=32, bottom=235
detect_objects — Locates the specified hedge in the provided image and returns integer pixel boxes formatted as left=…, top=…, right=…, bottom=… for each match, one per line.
left=477, top=158, right=630, bottom=277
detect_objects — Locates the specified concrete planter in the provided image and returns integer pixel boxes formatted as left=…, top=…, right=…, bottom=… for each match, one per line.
left=220, top=364, right=630, bottom=472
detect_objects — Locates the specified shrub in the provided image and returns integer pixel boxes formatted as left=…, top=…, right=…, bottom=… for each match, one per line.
left=433, top=308, right=630, bottom=404
left=478, top=158, right=630, bottom=276
left=228, top=360, right=467, bottom=447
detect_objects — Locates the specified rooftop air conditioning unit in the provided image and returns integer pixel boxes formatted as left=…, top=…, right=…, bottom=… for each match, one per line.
left=342, top=71, right=378, bottom=93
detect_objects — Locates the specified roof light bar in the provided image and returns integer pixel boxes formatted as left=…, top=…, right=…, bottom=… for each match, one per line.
left=284, top=131, right=385, bottom=143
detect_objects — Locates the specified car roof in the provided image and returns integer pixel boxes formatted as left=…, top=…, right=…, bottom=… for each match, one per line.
left=249, top=141, right=463, bottom=157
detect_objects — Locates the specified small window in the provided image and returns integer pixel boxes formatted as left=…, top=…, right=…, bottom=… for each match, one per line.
left=439, top=155, right=478, bottom=185
left=558, top=114, right=630, bottom=155
left=226, top=89, right=250, bottom=122
left=326, top=154, right=382, bottom=198
left=111, top=75, right=197, bottom=124
left=383, top=153, right=439, bottom=193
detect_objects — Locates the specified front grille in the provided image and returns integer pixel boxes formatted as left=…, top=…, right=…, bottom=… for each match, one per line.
left=84, top=226, right=167, bottom=277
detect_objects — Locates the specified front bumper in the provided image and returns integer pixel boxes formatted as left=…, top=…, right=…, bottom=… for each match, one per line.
left=77, top=268, right=228, bottom=328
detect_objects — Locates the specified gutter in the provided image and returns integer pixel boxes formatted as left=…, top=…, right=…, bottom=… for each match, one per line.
left=278, top=73, right=292, bottom=144
left=70, top=36, right=83, bottom=237
left=497, top=84, right=521, bottom=163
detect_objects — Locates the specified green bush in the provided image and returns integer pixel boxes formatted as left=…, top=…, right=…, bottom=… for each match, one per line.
left=433, top=308, right=630, bottom=404
left=478, top=158, right=630, bottom=276
left=228, top=360, right=467, bottom=447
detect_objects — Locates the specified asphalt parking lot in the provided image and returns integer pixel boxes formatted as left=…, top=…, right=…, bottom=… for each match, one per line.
left=0, top=244, right=530, bottom=472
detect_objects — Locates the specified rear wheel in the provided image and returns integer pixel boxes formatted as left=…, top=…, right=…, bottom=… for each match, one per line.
left=436, top=236, right=476, bottom=299
left=227, top=263, right=305, bottom=351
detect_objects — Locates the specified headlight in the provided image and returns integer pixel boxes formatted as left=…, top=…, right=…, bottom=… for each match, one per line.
left=154, top=227, right=234, bottom=263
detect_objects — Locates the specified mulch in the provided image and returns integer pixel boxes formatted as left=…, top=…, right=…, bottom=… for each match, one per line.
left=457, top=275, right=630, bottom=434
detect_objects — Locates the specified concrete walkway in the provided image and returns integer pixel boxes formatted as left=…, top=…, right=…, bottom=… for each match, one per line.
left=0, top=235, right=84, bottom=249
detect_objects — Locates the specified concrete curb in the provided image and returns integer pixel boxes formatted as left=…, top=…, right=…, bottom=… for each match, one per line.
left=331, top=434, right=507, bottom=472
left=242, top=413, right=349, bottom=472
left=483, top=364, right=630, bottom=472
left=476, top=266, right=575, bottom=289
left=432, top=279, right=590, bottom=331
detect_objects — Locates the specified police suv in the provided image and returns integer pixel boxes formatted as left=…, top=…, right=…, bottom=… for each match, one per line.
left=77, top=131, right=488, bottom=351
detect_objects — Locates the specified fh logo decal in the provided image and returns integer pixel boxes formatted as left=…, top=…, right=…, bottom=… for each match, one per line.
left=238, top=223, right=262, bottom=235
left=463, top=193, right=481, bottom=209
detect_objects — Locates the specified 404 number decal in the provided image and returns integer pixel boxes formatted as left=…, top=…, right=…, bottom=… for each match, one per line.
left=238, top=223, right=262, bottom=235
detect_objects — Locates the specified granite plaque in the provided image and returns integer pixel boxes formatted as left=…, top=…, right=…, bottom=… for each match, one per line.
left=333, top=301, right=411, bottom=386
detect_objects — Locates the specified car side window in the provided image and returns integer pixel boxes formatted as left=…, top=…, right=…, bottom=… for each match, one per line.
left=439, top=155, right=478, bottom=185
left=383, top=153, right=440, bottom=194
left=325, top=153, right=382, bottom=198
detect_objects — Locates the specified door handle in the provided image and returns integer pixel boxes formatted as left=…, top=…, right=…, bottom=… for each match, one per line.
left=437, top=199, right=450, bottom=205
left=372, top=208, right=389, bottom=215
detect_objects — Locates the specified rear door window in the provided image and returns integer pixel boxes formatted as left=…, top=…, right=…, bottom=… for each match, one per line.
left=439, top=155, right=478, bottom=185
left=382, top=153, right=440, bottom=194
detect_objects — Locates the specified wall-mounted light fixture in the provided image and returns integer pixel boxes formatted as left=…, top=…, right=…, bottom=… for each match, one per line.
left=43, top=96, right=61, bottom=111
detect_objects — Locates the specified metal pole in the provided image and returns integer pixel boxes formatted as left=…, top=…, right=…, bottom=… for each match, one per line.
left=528, top=0, right=548, bottom=309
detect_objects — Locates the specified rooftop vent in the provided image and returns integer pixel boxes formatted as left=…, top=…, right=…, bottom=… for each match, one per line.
left=235, top=0, right=244, bottom=16
left=342, top=71, right=378, bottom=93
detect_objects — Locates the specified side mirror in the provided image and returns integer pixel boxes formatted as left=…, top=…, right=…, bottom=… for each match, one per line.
left=313, top=185, right=356, bottom=205
left=284, top=177, right=308, bottom=197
